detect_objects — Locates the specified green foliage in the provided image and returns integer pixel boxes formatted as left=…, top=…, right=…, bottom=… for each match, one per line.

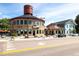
left=75, top=15, right=79, bottom=33
left=75, top=15, right=79, bottom=25
left=75, top=25, right=79, bottom=33
left=0, top=18, right=9, bottom=24
left=11, top=32, right=17, bottom=36
left=0, top=18, right=10, bottom=30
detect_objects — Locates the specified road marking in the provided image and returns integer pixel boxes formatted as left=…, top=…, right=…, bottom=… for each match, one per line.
left=0, top=39, right=79, bottom=55
left=0, top=45, right=59, bottom=55
left=38, top=42, right=45, bottom=45
left=7, top=41, right=15, bottom=50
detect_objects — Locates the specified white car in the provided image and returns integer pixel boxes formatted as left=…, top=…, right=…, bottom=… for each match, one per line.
left=71, top=34, right=78, bottom=36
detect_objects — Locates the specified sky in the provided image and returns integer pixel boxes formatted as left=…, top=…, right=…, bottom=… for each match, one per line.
left=0, top=3, right=79, bottom=26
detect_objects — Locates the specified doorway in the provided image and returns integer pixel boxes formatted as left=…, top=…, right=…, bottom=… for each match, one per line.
left=33, top=30, right=35, bottom=36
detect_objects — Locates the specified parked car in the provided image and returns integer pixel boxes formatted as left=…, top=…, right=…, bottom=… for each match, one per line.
left=71, top=34, right=78, bottom=36
left=57, top=34, right=66, bottom=37
left=1, top=35, right=6, bottom=38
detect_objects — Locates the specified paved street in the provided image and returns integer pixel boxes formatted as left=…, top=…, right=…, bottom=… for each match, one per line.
left=2, top=41, right=79, bottom=56
left=0, top=36, right=79, bottom=56
left=1, top=44, right=79, bottom=56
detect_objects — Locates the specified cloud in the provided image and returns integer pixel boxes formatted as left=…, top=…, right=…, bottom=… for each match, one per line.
left=38, top=4, right=79, bottom=18
left=36, top=4, right=79, bottom=25
left=0, top=14, right=11, bottom=19
left=0, top=3, right=79, bottom=26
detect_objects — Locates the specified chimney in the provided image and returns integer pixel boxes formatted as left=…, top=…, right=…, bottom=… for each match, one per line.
left=24, top=5, right=33, bottom=15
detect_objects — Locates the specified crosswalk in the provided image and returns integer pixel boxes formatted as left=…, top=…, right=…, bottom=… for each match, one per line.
left=6, top=38, right=15, bottom=50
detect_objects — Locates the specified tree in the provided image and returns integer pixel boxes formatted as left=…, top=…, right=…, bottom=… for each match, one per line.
left=75, top=15, right=79, bottom=34
left=75, top=15, right=79, bottom=25
left=0, top=18, right=10, bottom=30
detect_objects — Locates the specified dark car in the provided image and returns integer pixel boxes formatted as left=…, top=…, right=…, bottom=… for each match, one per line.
left=57, top=34, right=66, bottom=37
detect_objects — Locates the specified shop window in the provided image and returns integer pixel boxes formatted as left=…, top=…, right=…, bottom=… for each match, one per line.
left=33, top=22, right=35, bottom=25
left=40, top=30, right=41, bottom=34
left=20, top=20, right=23, bottom=25
left=37, top=22, right=39, bottom=25
left=24, top=20, right=27, bottom=24
left=67, top=25, right=68, bottom=28
left=17, top=20, right=19, bottom=25
left=28, top=20, right=32, bottom=24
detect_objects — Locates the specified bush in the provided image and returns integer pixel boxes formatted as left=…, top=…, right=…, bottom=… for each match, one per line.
left=11, top=32, right=17, bottom=36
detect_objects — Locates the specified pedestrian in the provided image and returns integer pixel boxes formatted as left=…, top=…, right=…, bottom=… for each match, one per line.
left=10, top=36, right=14, bottom=41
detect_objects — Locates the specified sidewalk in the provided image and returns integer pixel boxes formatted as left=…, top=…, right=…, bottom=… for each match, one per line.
left=13, top=36, right=79, bottom=41
left=0, top=36, right=79, bottom=41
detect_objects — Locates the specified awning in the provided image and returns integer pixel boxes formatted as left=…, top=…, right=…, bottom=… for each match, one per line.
left=0, top=30, right=10, bottom=32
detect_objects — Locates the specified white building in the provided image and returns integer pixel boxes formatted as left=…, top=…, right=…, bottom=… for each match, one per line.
left=64, top=19, right=76, bottom=35
left=47, top=19, right=76, bottom=36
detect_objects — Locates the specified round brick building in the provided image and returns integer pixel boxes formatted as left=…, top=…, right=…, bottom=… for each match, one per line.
left=10, top=5, right=45, bottom=37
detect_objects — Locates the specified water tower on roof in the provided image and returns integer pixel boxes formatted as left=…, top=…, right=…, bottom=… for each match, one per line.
left=24, top=5, right=33, bottom=15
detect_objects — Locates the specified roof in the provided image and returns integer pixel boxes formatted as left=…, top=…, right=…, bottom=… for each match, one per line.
left=10, top=14, right=45, bottom=22
left=0, top=30, right=10, bottom=32
left=47, top=19, right=73, bottom=27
